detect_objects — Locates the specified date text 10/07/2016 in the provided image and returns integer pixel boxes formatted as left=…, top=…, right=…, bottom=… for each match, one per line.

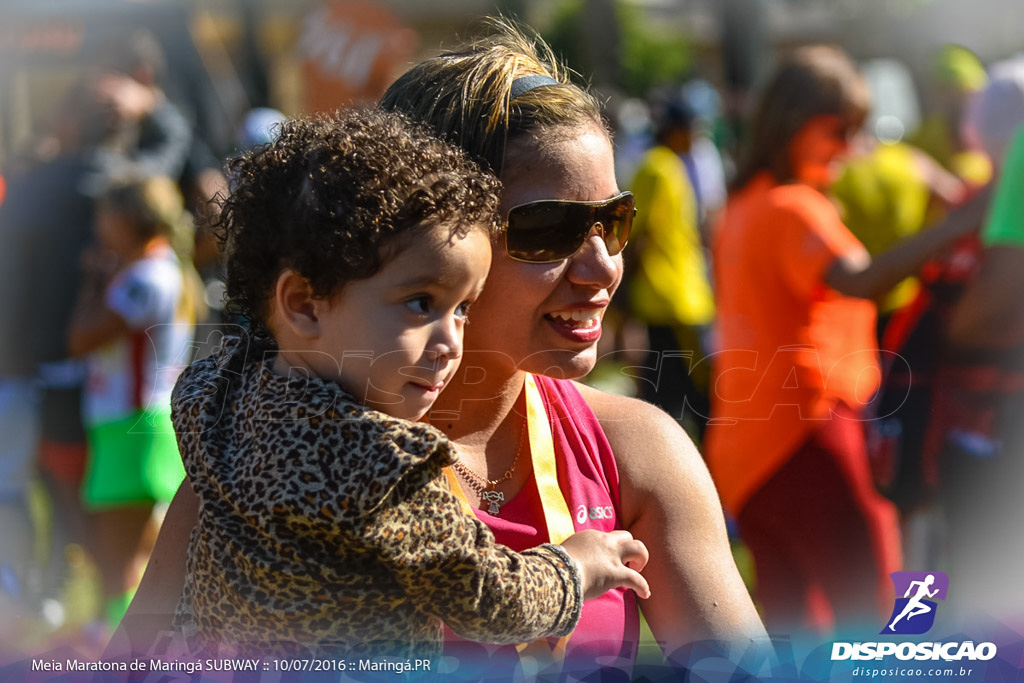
left=272, top=658, right=432, bottom=673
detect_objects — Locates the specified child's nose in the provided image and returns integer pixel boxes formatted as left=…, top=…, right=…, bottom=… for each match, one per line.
left=426, top=315, right=462, bottom=363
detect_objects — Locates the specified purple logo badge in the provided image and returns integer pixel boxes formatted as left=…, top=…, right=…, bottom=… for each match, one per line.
left=882, top=571, right=949, bottom=635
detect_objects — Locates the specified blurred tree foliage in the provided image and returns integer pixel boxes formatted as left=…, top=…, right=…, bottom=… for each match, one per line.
left=544, top=0, right=692, bottom=97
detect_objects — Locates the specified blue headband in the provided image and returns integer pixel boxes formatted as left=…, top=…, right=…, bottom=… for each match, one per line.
left=510, top=75, right=560, bottom=100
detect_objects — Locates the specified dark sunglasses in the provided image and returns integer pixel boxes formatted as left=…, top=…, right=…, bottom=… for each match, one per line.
left=505, top=191, right=635, bottom=263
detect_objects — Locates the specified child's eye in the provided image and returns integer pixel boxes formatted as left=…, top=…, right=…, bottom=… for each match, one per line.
left=455, top=301, right=472, bottom=321
left=406, top=296, right=430, bottom=315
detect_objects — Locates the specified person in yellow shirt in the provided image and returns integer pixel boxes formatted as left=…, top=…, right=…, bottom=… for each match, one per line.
left=627, top=97, right=715, bottom=438
left=831, top=140, right=968, bottom=323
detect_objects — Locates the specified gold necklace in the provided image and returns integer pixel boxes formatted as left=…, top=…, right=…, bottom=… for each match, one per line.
left=452, top=419, right=526, bottom=515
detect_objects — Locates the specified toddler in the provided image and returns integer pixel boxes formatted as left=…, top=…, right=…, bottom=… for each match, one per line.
left=171, top=109, right=649, bottom=660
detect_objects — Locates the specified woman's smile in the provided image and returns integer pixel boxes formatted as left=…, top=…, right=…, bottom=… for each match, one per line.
left=544, top=305, right=607, bottom=342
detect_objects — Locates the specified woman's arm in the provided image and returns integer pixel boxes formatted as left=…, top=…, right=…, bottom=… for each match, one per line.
left=825, top=185, right=991, bottom=301
left=103, top=480, right=198, bottom=659
left=577, top=385, right=769, bottom=656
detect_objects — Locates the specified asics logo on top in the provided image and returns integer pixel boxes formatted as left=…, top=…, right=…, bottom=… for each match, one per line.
left=576, top=505, right=614, bottom=524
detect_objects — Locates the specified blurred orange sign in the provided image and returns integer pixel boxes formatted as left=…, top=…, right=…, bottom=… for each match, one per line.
left=297, top=0, right=418, bottom=112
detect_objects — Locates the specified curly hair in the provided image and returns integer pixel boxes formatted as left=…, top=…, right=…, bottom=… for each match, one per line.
left=217, top=108, right=502, bottom=339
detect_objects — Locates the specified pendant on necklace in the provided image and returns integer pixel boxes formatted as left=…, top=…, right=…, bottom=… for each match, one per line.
left=481, top=489, right=504, bottom=515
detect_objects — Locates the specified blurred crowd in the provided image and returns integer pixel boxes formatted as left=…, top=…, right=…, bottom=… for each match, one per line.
left=610, top=41, right=1024, bottom=639
left=1, top=13, right=1024, bottom=662
left=0, top=29, right=283, bottom=657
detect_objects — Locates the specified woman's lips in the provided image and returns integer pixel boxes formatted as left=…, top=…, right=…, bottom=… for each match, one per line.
left=544, top=307, right=604, bottom=343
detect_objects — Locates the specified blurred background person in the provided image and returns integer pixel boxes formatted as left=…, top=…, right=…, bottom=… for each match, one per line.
left=831, top=135, right=969, bottom=340
left=88, top=30, right=192, bottom=187
left=89, top=29, right=222, bottom=327
left=934, top=55, right=1024, bottom=618
left=829, top=88, right=974, bottom=538
left=0, top=82, right=126, bottom=642
left=0, top=32, right=201, bottom=648
left=909, top=43, right=992, bottom=190
left=706, top=45, right=988, bottom=638
left=680, top=78, right=731, bottom=244
left=67, top=174, right=198, bottom=634
left=626, top=94, right=715, bottom=439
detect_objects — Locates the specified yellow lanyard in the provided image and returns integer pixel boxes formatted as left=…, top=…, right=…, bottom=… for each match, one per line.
left=441, top=373, right=575, bottom=669
left=442, top=374, right=575, bottom=541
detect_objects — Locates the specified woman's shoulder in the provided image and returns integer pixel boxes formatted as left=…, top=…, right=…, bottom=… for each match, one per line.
left=570, top=382, right=694, bottom=455
left=570, top=382, right=719, bottom=526
left=571, top=380, right=667, bottom=414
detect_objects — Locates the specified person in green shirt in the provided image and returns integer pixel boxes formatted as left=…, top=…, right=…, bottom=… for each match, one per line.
left=941, top=63, right=1024, bottom=618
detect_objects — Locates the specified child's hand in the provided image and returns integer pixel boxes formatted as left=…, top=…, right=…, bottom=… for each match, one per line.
left=559, top=529, right=651, bottom=601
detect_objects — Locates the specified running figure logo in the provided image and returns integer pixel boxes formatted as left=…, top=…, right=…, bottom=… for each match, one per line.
left=882, top=571, right=949, bottom=635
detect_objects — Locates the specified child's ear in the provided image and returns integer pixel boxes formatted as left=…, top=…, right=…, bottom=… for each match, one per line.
left=273, top=269, right=324, bottom=339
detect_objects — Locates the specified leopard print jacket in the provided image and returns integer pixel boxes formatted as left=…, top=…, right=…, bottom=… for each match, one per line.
left=171, top=337, right=581, bottom=660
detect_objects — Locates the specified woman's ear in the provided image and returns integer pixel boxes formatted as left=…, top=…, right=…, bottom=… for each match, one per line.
left=272, top=269, right=322, bottom=339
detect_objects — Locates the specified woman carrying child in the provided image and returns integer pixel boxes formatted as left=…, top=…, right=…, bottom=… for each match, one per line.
left=170, top=108, right=649, bottom=660
left=117, top=18, right=767, bottom=678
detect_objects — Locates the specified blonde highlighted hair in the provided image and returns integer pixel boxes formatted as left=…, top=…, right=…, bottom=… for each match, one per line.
left=379, top=16, right=606, bottom=176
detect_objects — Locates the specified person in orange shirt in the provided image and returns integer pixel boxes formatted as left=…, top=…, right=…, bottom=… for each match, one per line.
left=706, top=45, right=988, bottom=638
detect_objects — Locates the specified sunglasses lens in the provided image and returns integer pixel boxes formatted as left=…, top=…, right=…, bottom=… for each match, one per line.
left=506, top=193, right=634, bottom=263
left=506, top=204, right=578, bottom=262
left=600, top=193, right=634, bottom=256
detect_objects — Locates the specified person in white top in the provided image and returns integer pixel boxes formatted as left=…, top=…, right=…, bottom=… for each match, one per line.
left=69, top=173, right=198, bottom=631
